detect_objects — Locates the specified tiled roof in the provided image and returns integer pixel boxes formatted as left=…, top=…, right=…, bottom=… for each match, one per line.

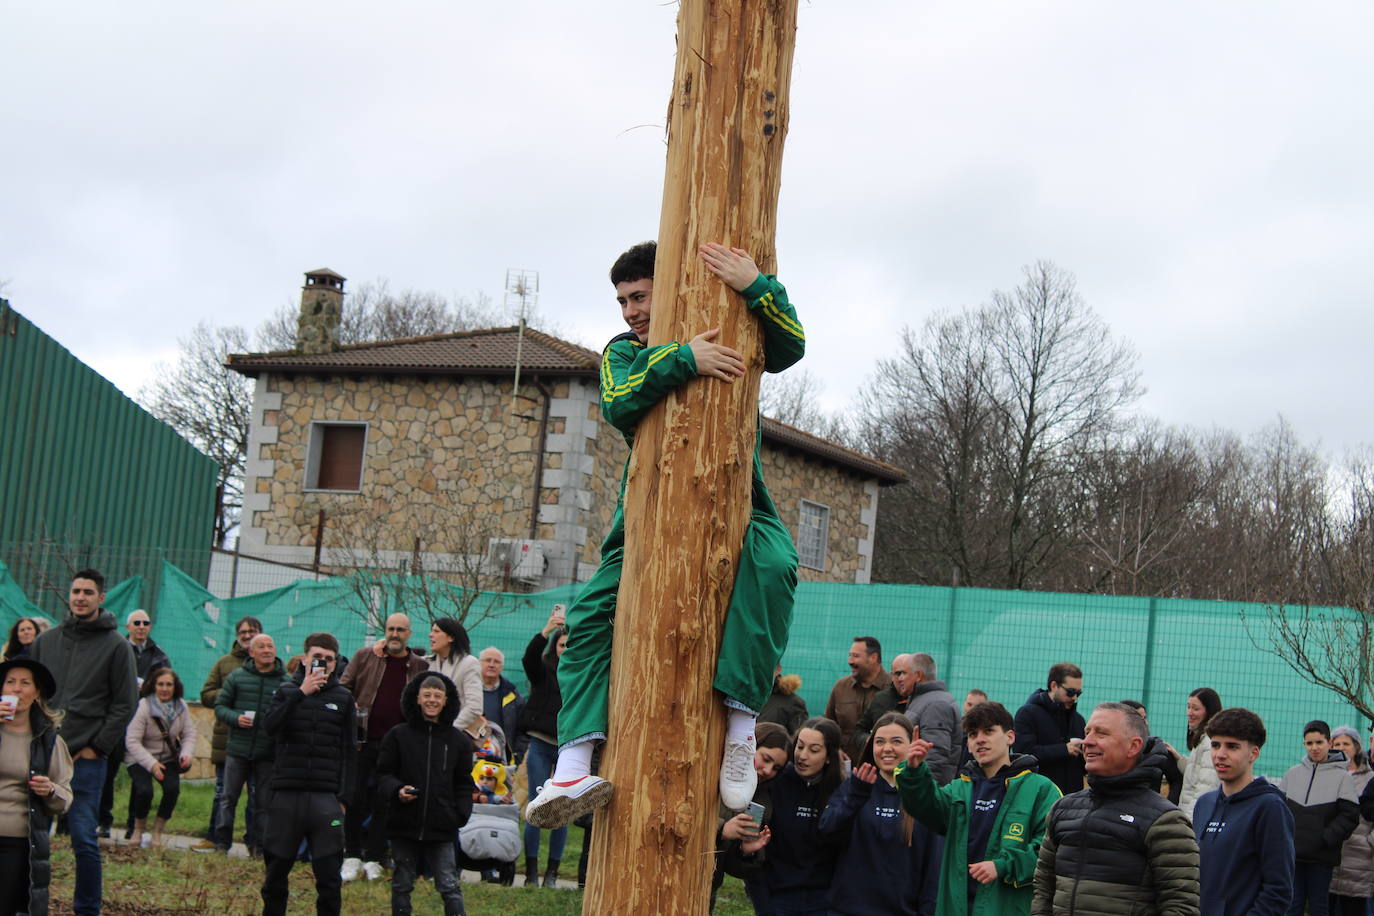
left=762, top=418, right=906, bottom=485
left=226, top=326, right=906, bottom=484
left=225, top=326, right=601, bottom=376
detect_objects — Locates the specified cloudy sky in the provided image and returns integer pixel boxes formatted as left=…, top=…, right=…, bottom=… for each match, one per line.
left=4, top=2, right=1371, bottom=454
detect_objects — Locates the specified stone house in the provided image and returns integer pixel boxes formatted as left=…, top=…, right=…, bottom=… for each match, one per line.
left=226, top=269, right=905, bottom=590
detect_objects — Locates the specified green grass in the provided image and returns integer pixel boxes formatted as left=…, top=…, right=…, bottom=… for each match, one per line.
left=57, top=778, right=758, bottom=914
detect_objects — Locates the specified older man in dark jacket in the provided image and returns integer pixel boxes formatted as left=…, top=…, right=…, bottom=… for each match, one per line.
left=901, top=653, right=961, bottom=785
left=1033, top=702, right=1199, bottom=915
left=260, top=632, right=356, bottom=916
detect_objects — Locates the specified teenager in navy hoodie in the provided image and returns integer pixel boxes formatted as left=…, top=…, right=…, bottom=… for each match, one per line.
left=1193, top=707, right=1295, bottom=915
left=819, top=712, right=939, bottom=916
left=745, top=716, right=845, bottom=915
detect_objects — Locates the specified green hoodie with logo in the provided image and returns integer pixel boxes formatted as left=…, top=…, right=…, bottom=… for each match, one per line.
left=898, top=754, right=1061, bottom=916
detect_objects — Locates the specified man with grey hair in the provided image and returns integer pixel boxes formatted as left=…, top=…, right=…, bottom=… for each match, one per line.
left=479, top=646, right=523, bottom=761
left=903, top=652, right=961, bottom=784
left=100, top=608, right=171, bottom=839
left=854, top=653, right=916, bottom=753
left=1033, top=702, right=1199, bottom=914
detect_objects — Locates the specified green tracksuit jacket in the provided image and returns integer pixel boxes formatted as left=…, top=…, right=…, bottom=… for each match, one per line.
left=557, top=273, right=805, bottom=747
left=898, top=755, right=1061, bottom=916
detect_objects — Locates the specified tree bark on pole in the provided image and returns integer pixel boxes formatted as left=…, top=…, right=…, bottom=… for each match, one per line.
left=583, top=2, right=798, bottom=914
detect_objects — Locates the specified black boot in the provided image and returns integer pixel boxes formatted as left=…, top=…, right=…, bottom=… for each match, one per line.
left=525, top=856, right=539, bottom=887
left=542, top=858, right=561, bottom=888
left=578, top=823, right=592, bottom=889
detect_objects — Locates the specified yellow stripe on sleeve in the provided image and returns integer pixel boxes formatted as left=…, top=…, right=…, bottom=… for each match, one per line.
left=756, top=291, right=806, bottom=340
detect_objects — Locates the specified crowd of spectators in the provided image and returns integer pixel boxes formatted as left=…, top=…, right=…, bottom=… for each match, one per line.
left=15, top=573, right=1374, bottom=916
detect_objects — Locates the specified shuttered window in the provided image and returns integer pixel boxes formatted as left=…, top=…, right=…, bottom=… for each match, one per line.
left=306, top=423, right=367, bottom=491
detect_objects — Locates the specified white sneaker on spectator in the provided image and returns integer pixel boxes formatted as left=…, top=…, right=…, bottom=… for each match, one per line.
left=720, top=734, right=758, bottom=811
left=340, top=857, right=362, bottom=882
left=524, top=775, right=613, bottom=829
left=362, top=860, right=384, bottom=881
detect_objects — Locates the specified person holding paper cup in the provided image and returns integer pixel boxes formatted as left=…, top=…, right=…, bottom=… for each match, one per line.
left=0, top=656, right=74, bottom=916
left=212, top=634, right=288, bottom=855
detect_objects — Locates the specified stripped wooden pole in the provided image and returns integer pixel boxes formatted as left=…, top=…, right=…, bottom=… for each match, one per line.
left=583, top=2, right=799, bottom=913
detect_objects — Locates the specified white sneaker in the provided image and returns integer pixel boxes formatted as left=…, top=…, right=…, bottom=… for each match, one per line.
left=139, top=833, right=152, bottom=849
left=340, top=857, right=362, bottom=882
left=524, top=775, right=613, bottom=829
left=720, top=735, right=758, bottom=811
left=362, top=861, right=384, bottom=881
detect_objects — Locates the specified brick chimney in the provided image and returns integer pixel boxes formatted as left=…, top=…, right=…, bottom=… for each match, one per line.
left=295, top=268, right=345, bottom=354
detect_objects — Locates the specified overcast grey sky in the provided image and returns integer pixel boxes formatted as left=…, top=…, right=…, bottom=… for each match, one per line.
left=4, top=2, right=1371, bottom=454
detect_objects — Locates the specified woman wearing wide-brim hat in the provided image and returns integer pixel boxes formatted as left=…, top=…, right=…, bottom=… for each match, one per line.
left=0, top=656, right=73, bottom=916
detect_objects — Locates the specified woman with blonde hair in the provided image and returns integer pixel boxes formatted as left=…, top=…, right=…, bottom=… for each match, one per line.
left=0, top=657, right=72, bottom=916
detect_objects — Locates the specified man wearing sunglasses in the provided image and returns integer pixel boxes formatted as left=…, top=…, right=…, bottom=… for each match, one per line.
left=98, top=610, right=172, bottom=840
left=125, top=610, right=170, bottom=685
left=1013, top=662, right=1087, bottom=796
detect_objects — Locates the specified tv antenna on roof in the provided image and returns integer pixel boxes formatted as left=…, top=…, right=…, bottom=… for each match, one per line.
left=506, top=268, right=540, bottom=412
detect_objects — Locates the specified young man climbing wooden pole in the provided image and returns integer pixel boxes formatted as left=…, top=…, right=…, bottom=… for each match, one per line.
left=521, top=1, right=802, bottom=912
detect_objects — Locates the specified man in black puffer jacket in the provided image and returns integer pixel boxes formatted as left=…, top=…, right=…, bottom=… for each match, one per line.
left=1033, top=702, right=1199, bottom=915
left=259, top=633, right=356, bottom=916
left=377, top=671, right=475, bottom=916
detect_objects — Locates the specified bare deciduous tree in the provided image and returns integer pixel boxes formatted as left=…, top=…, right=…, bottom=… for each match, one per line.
left=860, top=261, right=1142, bottom=588
left=323, top=499, right=527, bottom=631
left=760, top=369, right=845, bottom=439
left=1247, top=450, right=1374, bottom=720
left=139, top=323, right=253, bottom=545
left=255, top=280, right=511, bottom=351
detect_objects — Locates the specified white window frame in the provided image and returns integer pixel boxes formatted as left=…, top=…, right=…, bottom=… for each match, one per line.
left=304, top=421, right=369, bottom=493
left=797, top=499, right=830, bottom=571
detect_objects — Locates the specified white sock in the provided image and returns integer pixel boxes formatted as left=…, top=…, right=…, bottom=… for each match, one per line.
left=551, top=741, right=594, bottom=783
left=727, top=709, right=757, bottom=744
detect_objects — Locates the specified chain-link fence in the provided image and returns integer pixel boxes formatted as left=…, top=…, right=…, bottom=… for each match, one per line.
left=1, top=544, right=1355, bottom=781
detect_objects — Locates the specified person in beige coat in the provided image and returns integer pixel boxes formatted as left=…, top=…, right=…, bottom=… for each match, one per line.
left=425, top=617, right=482, bottom=730
left=124, top=667, right=197, bottom=847
left=1176, top=687, right=1222, bottom=821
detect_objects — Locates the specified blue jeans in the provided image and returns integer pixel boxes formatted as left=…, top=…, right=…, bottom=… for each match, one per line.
left=206, top=760, right=255, bottom=842
left=69, top=756, right=105, bottom=915
left=1289, top=863, right=1333, bottom=916
left=217, top=755, right=272, bottom=850
left=522, top=737, right=567, bottom=861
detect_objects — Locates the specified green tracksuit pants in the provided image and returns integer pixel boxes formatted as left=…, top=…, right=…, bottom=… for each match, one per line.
left=556, top=502, right=798, bottom=749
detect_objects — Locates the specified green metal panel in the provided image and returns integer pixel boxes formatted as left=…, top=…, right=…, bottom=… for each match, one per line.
left=0, top=301, right=219, bottom=617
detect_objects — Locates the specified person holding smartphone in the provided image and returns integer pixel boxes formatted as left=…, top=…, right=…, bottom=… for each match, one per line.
left=711, top=721, right=790, bottom=911
left=376, top=671, right=475, bottom=916
left=259, top=634, right=356, bottom=916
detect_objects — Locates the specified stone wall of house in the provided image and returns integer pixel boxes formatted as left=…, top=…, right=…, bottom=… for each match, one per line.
left=760, top=446, right=876, bottom=584
left=574, top=433, right=876, bottom=585
left=577, top=405, right=630, bottom=574
left=240, top=369, right=878, bottom=588
left=248, top=374, right=557, bottom=577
